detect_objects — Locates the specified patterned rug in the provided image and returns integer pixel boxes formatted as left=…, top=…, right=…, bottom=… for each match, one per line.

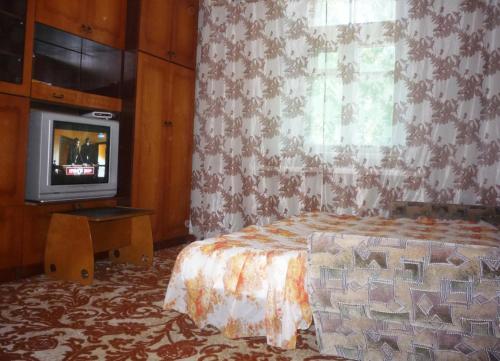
left=0, top=244, right=344, bottom=360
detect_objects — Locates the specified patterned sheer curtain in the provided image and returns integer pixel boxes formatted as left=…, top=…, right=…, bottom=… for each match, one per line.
left=191, top=0, right=500, bottom=238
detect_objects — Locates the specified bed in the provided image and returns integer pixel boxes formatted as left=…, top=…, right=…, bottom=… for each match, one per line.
left=164, top=212, right=500, bottom=350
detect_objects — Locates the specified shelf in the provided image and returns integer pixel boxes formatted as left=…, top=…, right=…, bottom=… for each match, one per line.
left=0, top=49, right=23, bottom=59
left=0, top=9, right=25, bottom=22
left=31, top=81, right=122, bottom=112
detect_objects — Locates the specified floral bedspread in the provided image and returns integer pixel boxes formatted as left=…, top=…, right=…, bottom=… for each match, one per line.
left=164, top=213, right=499, bottom=349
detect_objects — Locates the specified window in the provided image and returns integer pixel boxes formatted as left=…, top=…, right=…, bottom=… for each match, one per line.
left=305, top=0, right=396, bottom=148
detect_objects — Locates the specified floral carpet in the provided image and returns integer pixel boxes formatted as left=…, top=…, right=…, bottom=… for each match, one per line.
left=0, top=244, right=343, bottom=360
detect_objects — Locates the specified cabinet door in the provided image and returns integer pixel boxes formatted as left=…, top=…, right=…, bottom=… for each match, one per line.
left=0, top=94, right=29, bottom=206
left=0, top=206, right=23, bottom=275
left=35, top=0, right=88, bottom=38
left=161, top=63, right=195, bottom=239
left=86, top=0, right=127, bottom=48
left=169, top=0, right=198, bottom=69
left=0, top=0, right=35, bottom=96
left=131, top=53, right=170, bottom=241
left=138, top=0, right=173, bottom=60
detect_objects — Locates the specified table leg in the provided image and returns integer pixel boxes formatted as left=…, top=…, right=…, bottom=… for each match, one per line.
left=45, top=214, right=94, bottom=285
left=109, top=215, right=153, bottom=266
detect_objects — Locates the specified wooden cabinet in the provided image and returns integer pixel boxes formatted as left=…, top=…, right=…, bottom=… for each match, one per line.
left=169, top=0, right=199, bottom=69
left=0, top=207, right=23, bottom=277
left=131, top=52, right=194, bottom=242
left=36, top=0, right=127, bottom=48
left=139, top=0, right=198, bottom=69
left=86, top=0, right=127, bottom=49
left=0, top=94, right=29, bottom=206
left=0, top=0, right=35, bottom=96
left=161, top=61, right=195, bottom=238
left=34, top=1, right=85, bottom=38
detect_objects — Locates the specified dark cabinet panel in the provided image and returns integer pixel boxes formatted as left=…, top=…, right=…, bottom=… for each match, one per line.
left=0, top=0, right=34, bottom=96
left=0, top=1, right=27, bottom=18
left=33, top=37, right=81, bottom=90
left=0, top=12, right=26, bottom=58
left=81, top=40, right=122, bottom=97
left=0, top=53, right=24, bottom=85
left=33, top=24, right=122, bottom=98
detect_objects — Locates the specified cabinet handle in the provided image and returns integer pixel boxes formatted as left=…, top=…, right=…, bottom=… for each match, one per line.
left=167, top=50, right=176, bottom=58
left=163, top=121, right=173, bottom=127
left=52, top=93, right=65, bottom=99
left=80, top=24, right=92, bottom=33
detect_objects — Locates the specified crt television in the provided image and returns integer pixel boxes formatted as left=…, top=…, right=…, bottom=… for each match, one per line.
left=25, top=109, right=119, bottom=202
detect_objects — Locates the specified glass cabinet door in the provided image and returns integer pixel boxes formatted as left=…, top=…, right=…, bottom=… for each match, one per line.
left=0, top=1, right=27, bottom=84
left=33, top=23, right=123, bottom=98
left=33, top=23, right=82, bottom=90
left=81, top=39, right=122, bottom=98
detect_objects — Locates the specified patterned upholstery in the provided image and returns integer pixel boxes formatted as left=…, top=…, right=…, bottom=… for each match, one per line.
left=307, top=224, right=500, bottom=360
left=390, top=201, right=500, bottom=227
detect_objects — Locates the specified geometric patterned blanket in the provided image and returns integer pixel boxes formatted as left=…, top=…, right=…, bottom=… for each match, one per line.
left=307, top=223, right=500, bottom=361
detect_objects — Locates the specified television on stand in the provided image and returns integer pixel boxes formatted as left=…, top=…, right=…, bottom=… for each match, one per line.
left=25, top=109, right=119, bottom=202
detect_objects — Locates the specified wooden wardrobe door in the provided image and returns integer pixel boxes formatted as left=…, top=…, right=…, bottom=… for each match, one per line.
left=0, top=206, right=23, bottom=276
left=86, top=0, right=127, bottom=48
left=161, top=63, right=195, bottom=239
left=131, top=53, right=169, bottom=241
left=35, top=0, right=88, bottom=38
left=0, top=94, right=29, bottom=206
left=169, top=0, right=198, bottom=69
left=138, top=0, right=173, bottom=59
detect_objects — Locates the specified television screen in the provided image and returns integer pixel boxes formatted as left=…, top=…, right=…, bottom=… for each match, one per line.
left=51, top=120, right=110, bottom=185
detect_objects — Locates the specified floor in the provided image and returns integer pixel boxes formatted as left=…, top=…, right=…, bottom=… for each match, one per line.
left=0, top=244, right=344, bottom=360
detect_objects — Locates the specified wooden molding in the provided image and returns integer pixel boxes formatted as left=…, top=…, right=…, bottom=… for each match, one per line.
left=31, top=81, right=123, bottom=112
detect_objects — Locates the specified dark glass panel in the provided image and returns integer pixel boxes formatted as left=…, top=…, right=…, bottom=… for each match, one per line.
left=81, top=39, right=122, bottom=97
left=33, top=23, right=123, bottom=97
left=0, top=1, right=26, bottom=84
left=35, top=23, right=82, bottom=53
left=33, top=40, right=81, bottom=90
left=0, top=0, right=27, bottom=19
left=0, top=53, right=23, bottom=83
left=0, top=12, right=25, bottom=56
left=33, top=24, right=82, bottom=90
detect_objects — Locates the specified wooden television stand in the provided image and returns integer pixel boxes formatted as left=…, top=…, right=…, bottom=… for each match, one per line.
left=45, top=206, right=154, bottom=285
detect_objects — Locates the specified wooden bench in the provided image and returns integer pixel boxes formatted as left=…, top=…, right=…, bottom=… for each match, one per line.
left=45, top=206, right=154, bottom=285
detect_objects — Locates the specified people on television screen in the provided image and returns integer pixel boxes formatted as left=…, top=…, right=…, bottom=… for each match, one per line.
left=80, top=137, right=96, bottom=165
left=67, top=138, right=82, bottom=165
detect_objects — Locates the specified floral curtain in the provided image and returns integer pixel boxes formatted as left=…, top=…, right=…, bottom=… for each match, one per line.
left=190, top=0, right=500, bottom=238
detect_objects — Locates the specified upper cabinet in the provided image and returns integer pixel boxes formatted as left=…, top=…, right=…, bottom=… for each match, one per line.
left=36, top=0, right=127, bottom=49
left=139, top=0, right=198, bottom=69
left=0, top=0, right=35, bottom=96
left=86, top=0, right=127, bottom=49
